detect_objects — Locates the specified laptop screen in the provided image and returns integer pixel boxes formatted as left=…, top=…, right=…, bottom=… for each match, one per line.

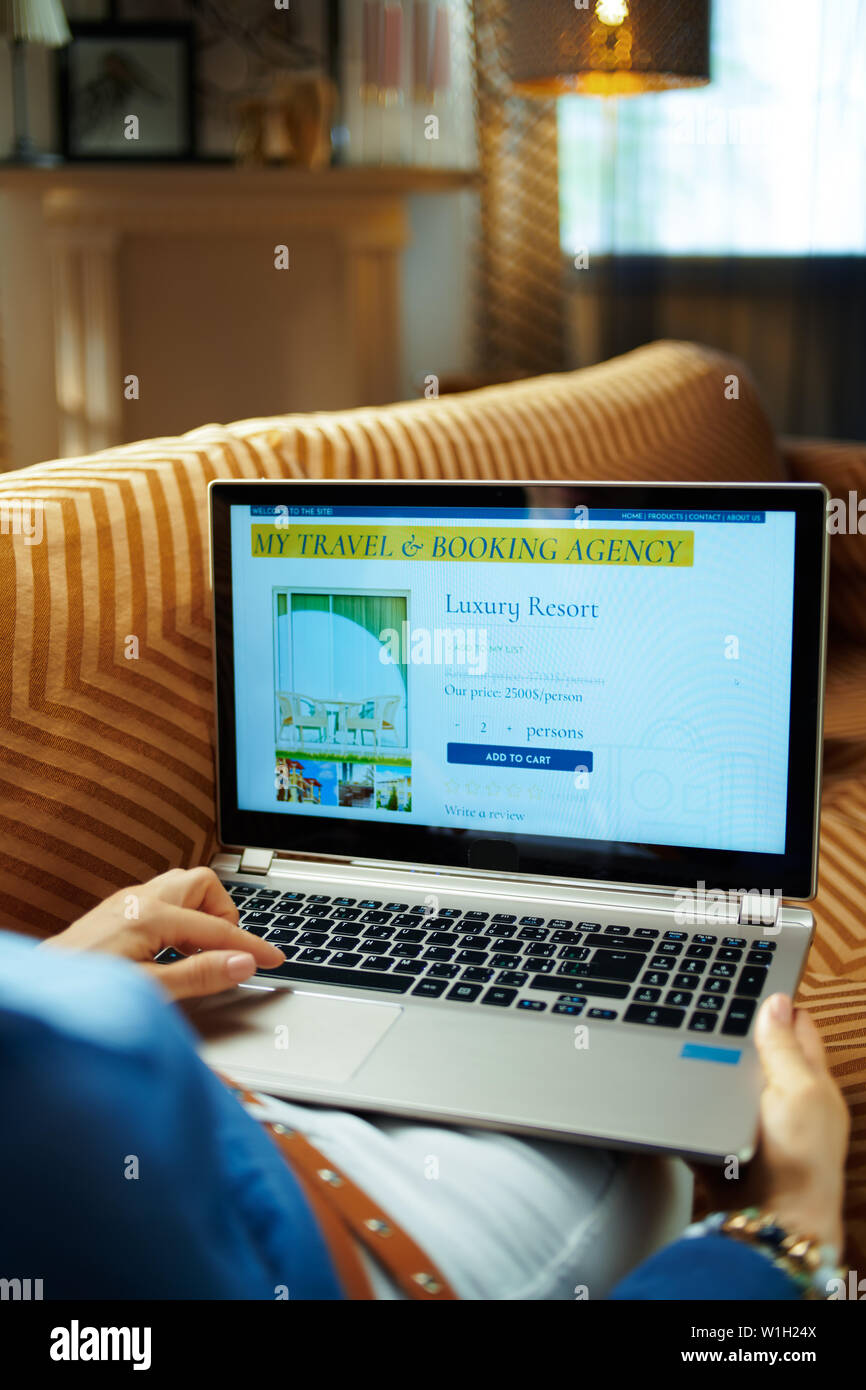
left=211, top=482, right=826, bottom=898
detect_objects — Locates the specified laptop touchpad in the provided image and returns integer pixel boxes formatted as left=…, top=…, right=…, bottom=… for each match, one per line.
left=194, top=985, right=402, bottom=1084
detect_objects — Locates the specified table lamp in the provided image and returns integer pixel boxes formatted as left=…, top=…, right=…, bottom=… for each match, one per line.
left=1, top=0, right=72, bottom=163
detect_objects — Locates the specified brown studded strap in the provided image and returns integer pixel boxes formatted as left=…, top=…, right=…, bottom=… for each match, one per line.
left=218, top=1074, right=459, bottom=1301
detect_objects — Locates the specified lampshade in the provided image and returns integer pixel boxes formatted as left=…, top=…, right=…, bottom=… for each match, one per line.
left=0, top=0, right=71, bottom=46
left=507, top=0, right=711, bottom=96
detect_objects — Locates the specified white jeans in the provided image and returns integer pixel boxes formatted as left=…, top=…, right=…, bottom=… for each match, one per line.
left=246, top=1093, right=693, bottom=1300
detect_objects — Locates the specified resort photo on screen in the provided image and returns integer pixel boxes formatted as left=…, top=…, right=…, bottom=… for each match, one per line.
left=272, top=588, right=411, bottom=813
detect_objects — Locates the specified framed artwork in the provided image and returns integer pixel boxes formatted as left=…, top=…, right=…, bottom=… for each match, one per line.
left=57, top=22, right=195, bottom=161
left=115, top=0, right=340, bottom=159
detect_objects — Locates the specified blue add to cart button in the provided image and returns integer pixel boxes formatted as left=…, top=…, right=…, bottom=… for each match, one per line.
left=681, top=1043, right=741, bottom=1066
left=446, top=743, right=593, bottom=772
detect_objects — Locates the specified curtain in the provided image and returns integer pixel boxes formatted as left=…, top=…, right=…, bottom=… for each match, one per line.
left=470, top=0, right=567, bottom=375
left=290, top=593, right=330, bottom=614
left=332, top=594, right=408, bottom=698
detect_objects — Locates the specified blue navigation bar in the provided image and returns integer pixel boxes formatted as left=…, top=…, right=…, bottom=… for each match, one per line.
left=447, top=742, right=593, bottom=772
left=248, top=504, right=767, bottom=523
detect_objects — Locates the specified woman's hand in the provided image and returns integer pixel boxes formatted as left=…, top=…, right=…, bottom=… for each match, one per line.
left=41, top=867, right=285, bottom=1001
left=700, top=993, right=849, bottom=1255
left=750, top=993, right=849, bottom=1252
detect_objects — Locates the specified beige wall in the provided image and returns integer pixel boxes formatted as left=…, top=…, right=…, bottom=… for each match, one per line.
left=0, top=43, right=55, bottom=159
left=0, top=44, right=58, bottom=468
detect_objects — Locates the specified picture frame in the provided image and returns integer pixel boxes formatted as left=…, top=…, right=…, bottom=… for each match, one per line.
left=113, top=1, right=341, bottom=161
left=57, top=22, right=195, bottom=162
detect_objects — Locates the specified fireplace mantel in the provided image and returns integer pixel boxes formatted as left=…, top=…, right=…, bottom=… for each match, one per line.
left=0, top=164, right=477, bottom=464
left=0, top=164, right=476, bottom=198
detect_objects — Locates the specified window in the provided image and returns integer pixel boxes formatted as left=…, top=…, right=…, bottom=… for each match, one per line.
left=558, top=0, right=866, bottom=256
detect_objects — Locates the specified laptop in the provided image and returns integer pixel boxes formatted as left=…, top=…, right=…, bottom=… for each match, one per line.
left=189, top=479, right=828, bottom=1165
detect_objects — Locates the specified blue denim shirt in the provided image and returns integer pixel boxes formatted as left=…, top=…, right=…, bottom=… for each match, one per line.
left=0, top=931, right=341, bottom=1300
left=611, top=1233, right=801, bottom=1300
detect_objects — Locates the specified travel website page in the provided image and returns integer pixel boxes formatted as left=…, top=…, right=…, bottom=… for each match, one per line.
left=230, top=503, right=796, bottom=855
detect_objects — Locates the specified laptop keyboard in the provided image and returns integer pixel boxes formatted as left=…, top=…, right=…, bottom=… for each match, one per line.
left=200, top=880, right=777, bottom=1038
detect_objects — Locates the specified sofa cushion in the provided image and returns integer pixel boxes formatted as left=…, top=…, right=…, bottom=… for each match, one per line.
left=0, top=430, right=243, bottom=935
left=824, top=643, right=866, bottom=742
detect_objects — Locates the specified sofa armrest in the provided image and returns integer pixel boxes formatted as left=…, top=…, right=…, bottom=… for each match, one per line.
left=780, top=436, right=866, bottom=649
left=780, top=436, right=866, bottom=485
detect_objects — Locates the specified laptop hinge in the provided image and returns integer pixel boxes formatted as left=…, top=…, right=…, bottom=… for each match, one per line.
left=239, top=847, right=275, bottom=876
left=737, top=890, right=782, bottom=929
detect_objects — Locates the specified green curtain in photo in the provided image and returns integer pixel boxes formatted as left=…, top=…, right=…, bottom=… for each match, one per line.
left=290, top=593, right=330, bottom=615
left=332, top=594, right=408, bottom=696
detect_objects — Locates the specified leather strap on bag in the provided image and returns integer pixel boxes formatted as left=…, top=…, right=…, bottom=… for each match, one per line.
left=218, top=1074, right=459, bottom=1301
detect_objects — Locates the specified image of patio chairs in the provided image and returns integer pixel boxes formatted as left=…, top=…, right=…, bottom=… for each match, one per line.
left=340, top=694, right=403, bottom=748
left=276, top=692, right=330, bottom=744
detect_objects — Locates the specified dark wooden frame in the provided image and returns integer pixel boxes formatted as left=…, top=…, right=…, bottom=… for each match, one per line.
left=57, top=22, right=196, bottom=162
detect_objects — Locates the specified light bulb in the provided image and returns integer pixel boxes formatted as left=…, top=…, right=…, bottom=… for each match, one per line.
left=595, top=0, right=629, bottom=26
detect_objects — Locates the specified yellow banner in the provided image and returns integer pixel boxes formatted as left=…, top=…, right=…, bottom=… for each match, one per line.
left=250, top=525, right=694, bottom=566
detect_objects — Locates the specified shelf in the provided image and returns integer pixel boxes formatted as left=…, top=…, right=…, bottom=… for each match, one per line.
left=0, top=163, right=479, bottom=198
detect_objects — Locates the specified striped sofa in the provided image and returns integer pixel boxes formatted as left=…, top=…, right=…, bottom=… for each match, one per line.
left=2, top=339, right=864, bottom=1269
